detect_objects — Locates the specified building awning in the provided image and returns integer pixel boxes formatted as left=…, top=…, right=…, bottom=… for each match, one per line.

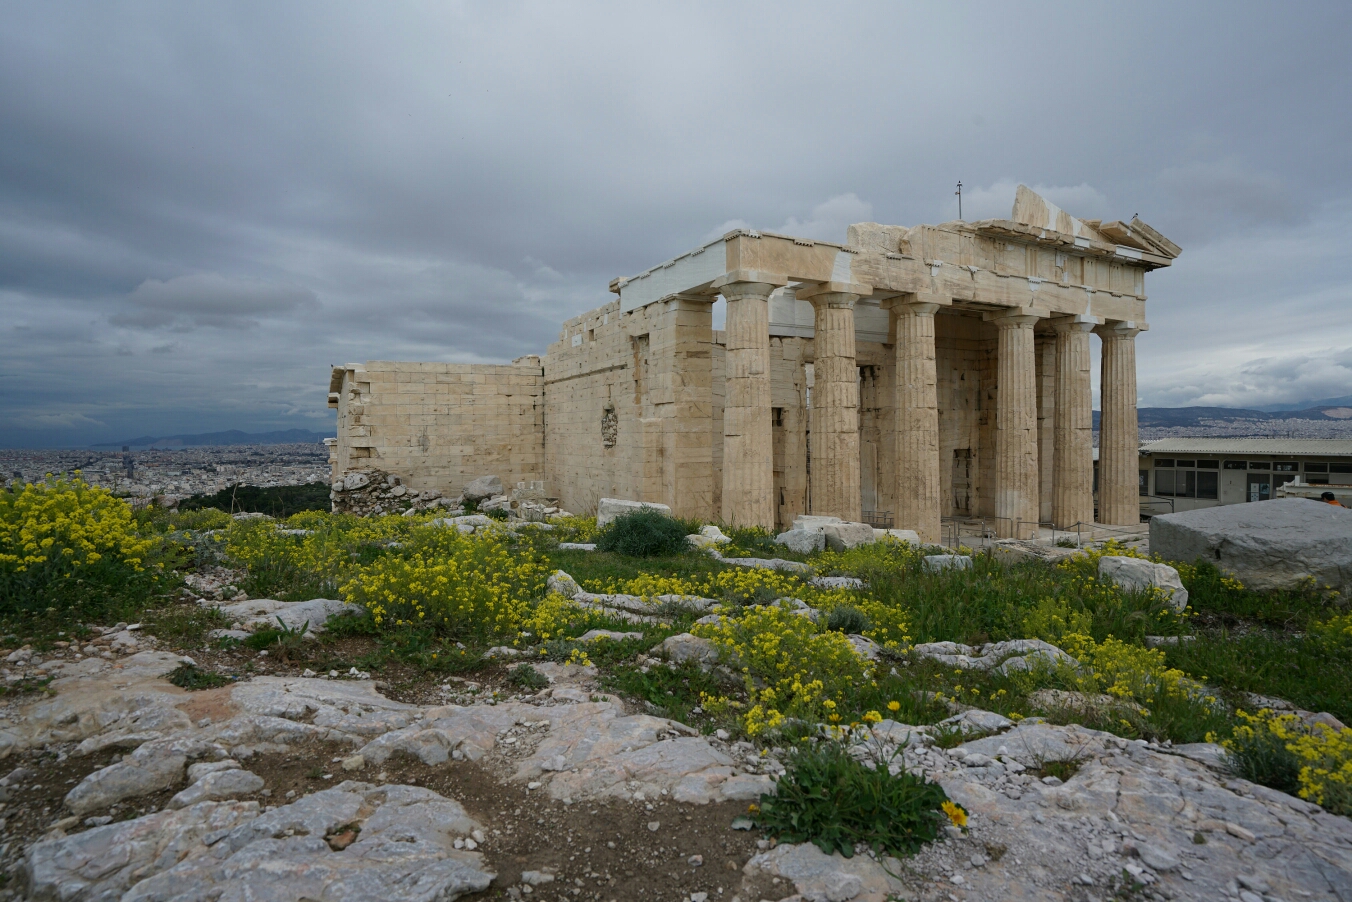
left=1139, top=438, right=1352, bottom=458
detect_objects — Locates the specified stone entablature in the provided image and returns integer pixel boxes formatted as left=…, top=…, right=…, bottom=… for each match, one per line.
left=328, top=186, right=1178, bottom=538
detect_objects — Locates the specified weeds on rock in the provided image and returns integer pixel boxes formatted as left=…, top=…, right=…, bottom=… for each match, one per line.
left=508, top=663, right=549, bottom=691
left=243, top=617, right=310, bottom=661
left=755, top=738, right=952, bottom=857
left=166, top=662, right=232, bottom=690
left=604, top=661, right=732, bottom=726
left=594, top=509, right=698, bottom=557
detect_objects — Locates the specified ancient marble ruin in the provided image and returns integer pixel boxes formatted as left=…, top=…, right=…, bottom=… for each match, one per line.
left=328, top=186, right=1179, bottom=539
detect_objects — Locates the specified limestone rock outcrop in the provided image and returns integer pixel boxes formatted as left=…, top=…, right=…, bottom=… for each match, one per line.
left=1098, top=555, right=1189, bottom=611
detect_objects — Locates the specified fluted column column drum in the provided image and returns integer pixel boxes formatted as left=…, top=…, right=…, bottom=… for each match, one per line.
left=1052, top=317, right=1095, bottom=528
left=806, top=291, right=861, bottom=522
left=1096, top=322, right=1142, bottom=526
left=720, top=280, right=777, bottom=529
left=994, top=313, right=1041, bottom=538
left=888, top=299, right=942, bottom=542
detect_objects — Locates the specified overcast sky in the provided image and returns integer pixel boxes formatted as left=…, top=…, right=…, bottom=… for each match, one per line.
left=3, top=2, right=1351, bottom=447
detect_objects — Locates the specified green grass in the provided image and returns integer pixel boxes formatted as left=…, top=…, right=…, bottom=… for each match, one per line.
left=602, top=661, right=733, bottom=726
left=755, top=739, right=953, bottom=857
left=1164, top=631, right=1352, bottom=724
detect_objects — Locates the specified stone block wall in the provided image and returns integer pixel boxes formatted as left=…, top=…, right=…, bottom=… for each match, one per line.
left=329, top=359, right=544, bottom=500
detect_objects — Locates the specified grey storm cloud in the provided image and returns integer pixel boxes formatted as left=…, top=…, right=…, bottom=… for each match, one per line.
left=113, top=274, right=319, bottom=330
left=1, top=1, right=1351, bottom=447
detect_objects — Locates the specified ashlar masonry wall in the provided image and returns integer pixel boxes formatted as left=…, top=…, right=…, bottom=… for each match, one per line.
left=544, top=297, right=718, bottom=521
left=329, top=359, right=544, bottom=499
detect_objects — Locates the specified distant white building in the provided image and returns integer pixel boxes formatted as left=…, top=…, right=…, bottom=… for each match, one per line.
left=1133, top=438, right=1352, bottom=513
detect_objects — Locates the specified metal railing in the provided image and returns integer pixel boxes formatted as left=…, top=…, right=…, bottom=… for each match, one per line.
left=939, top=515, right=1040, bottom=547
left=862, top=510, right=894, bottom=529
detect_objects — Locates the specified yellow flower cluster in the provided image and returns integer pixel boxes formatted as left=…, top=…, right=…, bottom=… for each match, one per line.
left=224, top=511, right=422, bottom=592
left=1021, top=596, right=1094, bottom=644
left=693, top=603, right=871, bottom=736
left=588, top=566, right=804, bottom=603
left=0, top=475, right=153, bottom=574
left=1224, top=709, right=1352, bottom=814
left=341, top=527, right=546, bottom=638
left=1059, top=632, right=1203, bottom=707
left=522, top=592, right=590, bottom=640
left=1312, top=612, right=1352, bottom=647
left=941, top=800, right=968, bottom=829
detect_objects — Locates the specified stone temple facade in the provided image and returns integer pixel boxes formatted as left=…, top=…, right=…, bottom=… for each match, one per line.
left=327, top=186, right=1179, bottom=540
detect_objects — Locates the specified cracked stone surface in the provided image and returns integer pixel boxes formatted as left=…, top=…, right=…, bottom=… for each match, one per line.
left=26, top=784, right=493, bottom=902
left=8, top=623, right=1352, bottom=901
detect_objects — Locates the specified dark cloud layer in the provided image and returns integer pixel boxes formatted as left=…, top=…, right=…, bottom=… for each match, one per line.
left=2, top=2, right=1350, bottom=446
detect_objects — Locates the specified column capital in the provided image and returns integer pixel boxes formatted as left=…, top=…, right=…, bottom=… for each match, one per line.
left=712, top=270, right=788, bottom=294
left=995, top=312, right=1043, bottom=329
left=987, top=305, right=1048, bottom=327
left=1094, top=320, right=1143, bottom=340
left=1051, top=314, right=1099, bottom=334
left=796, top=280, right=872, bottom=302
left=801, top=290, right=859, bottom=310
left=882, top=296, right=943, bottom=317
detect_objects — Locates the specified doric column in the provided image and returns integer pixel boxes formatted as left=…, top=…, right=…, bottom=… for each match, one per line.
left=994, top=312, right=1041, bottom=538
left=885, top=297, right=942, bottom=542
left=1096, top=321, right=1141, bottom=525
left=719, top=278, right=780, bottom=528
left=1052, top=317, right=1096, bottom=528
left=801, top=286, right=863, bottom=522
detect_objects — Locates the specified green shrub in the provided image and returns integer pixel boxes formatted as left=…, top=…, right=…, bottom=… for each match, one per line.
left=166, top=663, right=232, bottom=690
left=826, top=605, right=872, bottom=635
left=595, top=509, right=694, bottom=557
left=508, top=663, right=549, bottom=691
left=1222, top=710, right=1305, bottom=796
left=756, top=739, right=953, bottom=857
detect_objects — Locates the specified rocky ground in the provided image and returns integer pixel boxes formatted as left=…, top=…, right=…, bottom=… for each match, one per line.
left=3, top=604, right=1351, bottom=902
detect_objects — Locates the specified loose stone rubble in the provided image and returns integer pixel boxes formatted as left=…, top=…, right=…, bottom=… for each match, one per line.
left=911, top=639, right=1077, bottom=675
left=329, top=467, right=456, bottom=516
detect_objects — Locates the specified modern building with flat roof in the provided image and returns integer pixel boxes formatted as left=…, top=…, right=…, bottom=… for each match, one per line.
left=1135, top=438, right=1352, bottom=513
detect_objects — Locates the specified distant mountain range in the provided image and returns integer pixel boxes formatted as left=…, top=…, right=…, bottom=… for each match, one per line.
left=1093, top=403, right=1352, bottom=429
left=92, top=429, right=333, bottom=449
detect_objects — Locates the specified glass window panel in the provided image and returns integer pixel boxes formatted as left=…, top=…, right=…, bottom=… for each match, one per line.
left=1156, top=470, right=1175, bottom=496
left=1305, top=463, right=1329, bottom=473
left=1154, top=459, right=1175, bottom=468
left=1223, top=460, right=1247, bottom=470
left=1175, top=460, right=1196, bottom=468
left=1249, top=461, right=1270, bottom=470
left=1274, top=462, right=1299, bottom=472
left=1197, top=460, right=1219, bottom=469
left=1139, top=471, right=1148, bottom=496
left=1197, top=471, right=1218, bottom=499
left=1184, top=470, right=1197, bottom=497
left=1331, top=463, right=1352, bottom=474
